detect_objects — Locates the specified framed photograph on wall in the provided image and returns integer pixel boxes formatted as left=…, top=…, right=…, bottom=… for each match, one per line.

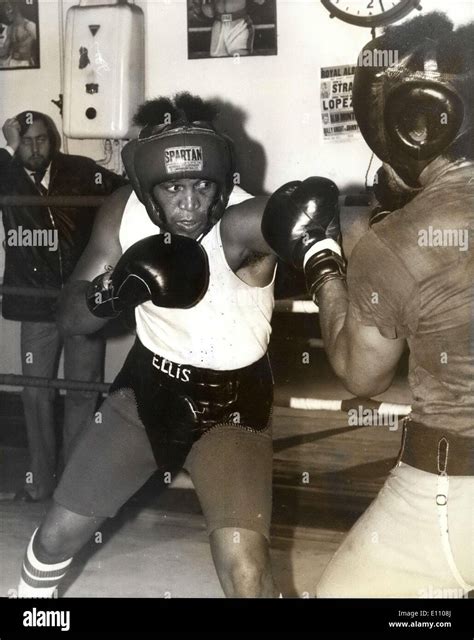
left=187, top=0, right=277, bottom=59
left=0, top=0, right=40, bottom=70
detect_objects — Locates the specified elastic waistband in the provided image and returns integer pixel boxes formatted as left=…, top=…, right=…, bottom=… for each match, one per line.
left=133, top=339, right=267, bottom=386
left=216, top=9, right=248, bottom=21
left=400, top=420, right=474, bottom=476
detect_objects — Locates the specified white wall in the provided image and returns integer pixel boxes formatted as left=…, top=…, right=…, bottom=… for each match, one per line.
left=2, top=0, right=472, bottom=191
left=0, top=0, right=472, bottom=384
left=143, top=0, right=374, bottom=192
left=139, top=0, right=474, bottom=192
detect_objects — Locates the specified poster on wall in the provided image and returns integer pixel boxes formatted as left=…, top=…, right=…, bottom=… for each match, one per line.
left=320, top=64, right=360, bottom=141
left=0, top=0, right=39, bottom=69
left=187, top=0, right=277, bottom=59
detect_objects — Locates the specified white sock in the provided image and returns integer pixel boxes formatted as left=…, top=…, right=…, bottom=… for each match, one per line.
left=18, top=528, right=72, bottom=598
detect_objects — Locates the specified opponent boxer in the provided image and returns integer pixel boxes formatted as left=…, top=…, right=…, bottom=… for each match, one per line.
left=262, top=13, right=474, bottom=597
left=16, top=93, right=289, bottom=598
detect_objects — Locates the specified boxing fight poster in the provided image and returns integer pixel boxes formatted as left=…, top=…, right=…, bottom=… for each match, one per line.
left=0, top=0, right=40, bottom=70
left=320, top=65, right=360, bottom=141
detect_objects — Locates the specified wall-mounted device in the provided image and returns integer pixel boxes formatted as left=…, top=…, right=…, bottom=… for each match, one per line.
left=63, top=1, right=145, bottom=139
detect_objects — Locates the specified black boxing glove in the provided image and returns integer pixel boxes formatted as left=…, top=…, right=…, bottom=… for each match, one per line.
left=369, top=165, right=422, bottom=228
left=261, top=177, right=345, bottom=303
left=373, top=164, right=421, bottom=213
left=86, top=234, right=209, bottom=318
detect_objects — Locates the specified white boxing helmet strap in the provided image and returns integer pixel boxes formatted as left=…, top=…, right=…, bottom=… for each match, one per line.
left=122, top=122, right=235, bottom=228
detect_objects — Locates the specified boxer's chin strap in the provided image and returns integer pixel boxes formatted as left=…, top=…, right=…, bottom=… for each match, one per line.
left=436, top=439, right=473, bottom=596
left=196, top=215, right=218, bottom=244
left=197, top=192, right=226, bottom=243
left=196, top=228, right=211, bottom=244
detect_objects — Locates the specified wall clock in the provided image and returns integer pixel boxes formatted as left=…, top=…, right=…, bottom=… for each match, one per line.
left=321, top=0, right=422, bottom=27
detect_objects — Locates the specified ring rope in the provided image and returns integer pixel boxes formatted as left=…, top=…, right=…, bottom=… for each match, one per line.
left=0, top=372, right=410, bottom=415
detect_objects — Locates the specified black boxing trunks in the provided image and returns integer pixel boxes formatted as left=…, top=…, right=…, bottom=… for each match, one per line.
left=54, top=341, right=274, bottom=535
left=109, top=338, right=273, bottom=471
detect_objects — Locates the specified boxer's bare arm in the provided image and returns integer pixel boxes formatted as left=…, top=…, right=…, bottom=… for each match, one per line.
left=317, top=279, right=405, bottom=397
left=57, top=185, right=132, bottom=335
left=220, top=196, right=277, bottom=270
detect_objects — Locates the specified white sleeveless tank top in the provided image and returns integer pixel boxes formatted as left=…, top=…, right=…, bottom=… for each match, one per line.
left=119, top=187, right=275, bottom=370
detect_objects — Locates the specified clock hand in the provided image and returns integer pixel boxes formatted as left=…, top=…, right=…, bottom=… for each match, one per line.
left=379, top=0, right=385, bottom=11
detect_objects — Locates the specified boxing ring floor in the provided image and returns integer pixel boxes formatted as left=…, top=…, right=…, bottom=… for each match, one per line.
left=0, top=350, right=410, bottom=598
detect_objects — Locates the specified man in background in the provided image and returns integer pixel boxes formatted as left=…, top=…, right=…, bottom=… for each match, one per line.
left=0, top=111, right=126, bottom=501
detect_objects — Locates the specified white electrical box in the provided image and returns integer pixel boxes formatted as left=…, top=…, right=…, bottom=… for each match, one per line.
left=63, top=2, right=145, bottom=139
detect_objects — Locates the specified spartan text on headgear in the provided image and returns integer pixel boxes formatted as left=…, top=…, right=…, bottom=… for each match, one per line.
left=164, top=146, right=203, bottom=173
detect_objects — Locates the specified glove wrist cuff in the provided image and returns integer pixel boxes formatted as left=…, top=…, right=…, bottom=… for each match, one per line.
left=303, top=238, right=341, bottom=268
left=304, top=248, right=346, bottom=304
left=86, top=272, right=122, bottom=318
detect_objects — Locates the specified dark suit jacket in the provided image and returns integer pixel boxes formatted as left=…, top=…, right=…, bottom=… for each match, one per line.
left=0, top=149, right=126, bottom=321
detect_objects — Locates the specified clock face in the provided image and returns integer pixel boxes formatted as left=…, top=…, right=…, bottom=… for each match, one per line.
left=321, top=0, right=420, bottom=27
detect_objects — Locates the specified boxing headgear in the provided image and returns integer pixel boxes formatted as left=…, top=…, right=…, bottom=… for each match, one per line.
left=122, top=121, right=235, bottom=230
left=353, top=36, right=472, bottom=185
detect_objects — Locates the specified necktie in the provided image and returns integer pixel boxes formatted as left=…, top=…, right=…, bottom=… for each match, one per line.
left=32, top=170, right=47, bottom=195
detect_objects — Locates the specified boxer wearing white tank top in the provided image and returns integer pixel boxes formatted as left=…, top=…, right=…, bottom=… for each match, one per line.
left=18, top=94, right=282, bottom=599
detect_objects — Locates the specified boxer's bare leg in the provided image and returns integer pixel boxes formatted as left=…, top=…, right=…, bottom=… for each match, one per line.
left=210, top=527, right=277, bottom=597
left=36, top=503, right=105, bottom=562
